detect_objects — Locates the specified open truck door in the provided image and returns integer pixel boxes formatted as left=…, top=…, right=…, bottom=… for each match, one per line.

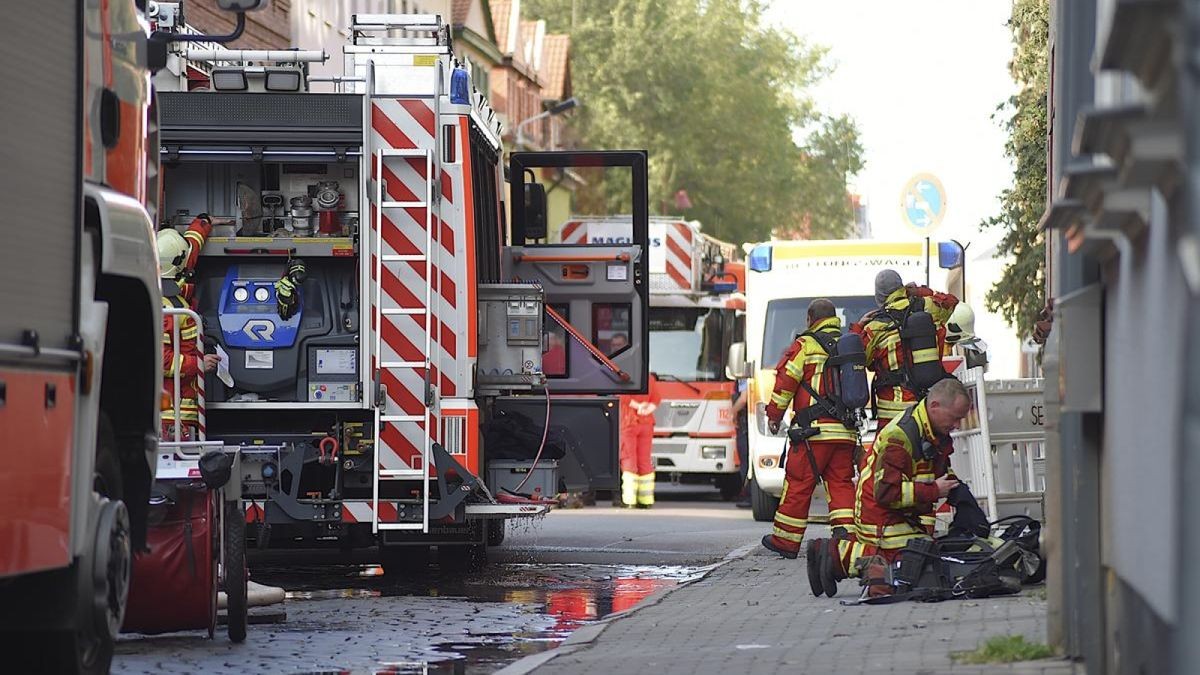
left=495, top=151, right=650, bottom=494
left=506, top=151, right=650, bottom=395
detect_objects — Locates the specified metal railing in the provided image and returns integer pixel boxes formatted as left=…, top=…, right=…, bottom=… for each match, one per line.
left=161, top=306, right=223, bottom=459
left=950, top=367, right=1047, bottom=520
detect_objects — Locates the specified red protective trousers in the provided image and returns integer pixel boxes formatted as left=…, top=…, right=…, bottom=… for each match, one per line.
left=620, top=422, right=655, bottom=506
left=768, top=439, right=856, bottom=554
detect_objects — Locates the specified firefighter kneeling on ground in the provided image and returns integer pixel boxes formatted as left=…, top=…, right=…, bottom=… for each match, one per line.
left=760, top=299, right=858, bottom=559
left=853, top=269, right=958, bottom=432
left=807, top=377, right=970, bottom=597
left=157, top=215, right=222, bottom=439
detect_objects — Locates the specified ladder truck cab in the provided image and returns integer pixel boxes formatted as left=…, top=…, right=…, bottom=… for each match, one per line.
left=559, top=218, right=746, bottom=498
left=152, top=14, right=651, bottom=566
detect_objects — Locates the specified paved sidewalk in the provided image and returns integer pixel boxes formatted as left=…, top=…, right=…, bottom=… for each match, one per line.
left=507, top=545, right=1083, bottom=675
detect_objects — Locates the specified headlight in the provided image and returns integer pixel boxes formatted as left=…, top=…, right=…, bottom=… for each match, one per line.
left=756, top=403, right=784, bottom=436
left=701, top=446, right=726, bottom=459
left=759, top=455, right=778, bottom=469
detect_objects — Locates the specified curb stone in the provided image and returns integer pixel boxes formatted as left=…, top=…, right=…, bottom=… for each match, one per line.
left=492, top=541, right=761, bottom=675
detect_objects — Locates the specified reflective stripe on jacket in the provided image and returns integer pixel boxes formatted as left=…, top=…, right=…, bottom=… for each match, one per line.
left=854, top=286, right=958, bottom=421
left=853, top=400, right=955, bottom=549
left=764, top=317, right=856, bottom=443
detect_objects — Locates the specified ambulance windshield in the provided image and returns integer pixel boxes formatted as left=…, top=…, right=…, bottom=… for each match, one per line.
left=762, top=296, right=876, bottom=366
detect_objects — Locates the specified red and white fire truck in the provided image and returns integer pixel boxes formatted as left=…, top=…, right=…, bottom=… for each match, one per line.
left=150, top=12, right=651, bottom=569
left=0, top=0, right=243, bottom=671
left=561, top=218, right=746, bottom=497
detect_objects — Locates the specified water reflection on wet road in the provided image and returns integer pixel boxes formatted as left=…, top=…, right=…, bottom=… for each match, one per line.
left=113, top=491, right=761, bottom=674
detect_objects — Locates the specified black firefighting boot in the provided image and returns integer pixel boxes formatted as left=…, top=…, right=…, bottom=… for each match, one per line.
left=761, top=534, right=799, bottom=560
left=820, top=537, right=844, bottom=598
left=806, top=539, right=826, bottom=597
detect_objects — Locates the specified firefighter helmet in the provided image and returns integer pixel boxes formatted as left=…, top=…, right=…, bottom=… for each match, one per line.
left=945, top=303, right=977, bottom=345
left=157, top=228, right=189, bottom=279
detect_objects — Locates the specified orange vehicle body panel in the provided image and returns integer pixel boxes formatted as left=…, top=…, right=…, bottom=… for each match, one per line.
left=0, top=369, right=76, bottom=577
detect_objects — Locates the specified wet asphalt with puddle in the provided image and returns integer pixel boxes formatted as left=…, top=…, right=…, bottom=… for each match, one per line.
left=112, top=489, right=763, bottom=674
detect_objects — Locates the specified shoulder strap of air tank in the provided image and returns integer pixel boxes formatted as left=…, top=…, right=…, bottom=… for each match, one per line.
left=802, top=329, right=839, bottom=356
left=895, top=405, right=923, bottom=454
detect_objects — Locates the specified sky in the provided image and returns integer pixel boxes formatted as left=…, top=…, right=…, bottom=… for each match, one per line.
left=766, top=0, right=1018, bottom=251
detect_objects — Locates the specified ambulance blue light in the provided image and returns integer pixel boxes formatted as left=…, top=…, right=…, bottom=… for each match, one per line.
left=938, top=241, right=965, bottom=269
left=748, top=244, right=773, bottom=272
left=450, top=67, right=470, bottom=105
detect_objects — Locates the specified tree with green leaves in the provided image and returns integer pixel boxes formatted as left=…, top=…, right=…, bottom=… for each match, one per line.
left=982, top=0, right=1048, bottom=338
left=522, top=0, right=864, bottom=243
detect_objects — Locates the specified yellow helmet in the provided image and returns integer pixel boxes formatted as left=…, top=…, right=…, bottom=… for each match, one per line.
left=157, top=228, right=189, bottom=279
left=945, top=303, right=977, bottom=345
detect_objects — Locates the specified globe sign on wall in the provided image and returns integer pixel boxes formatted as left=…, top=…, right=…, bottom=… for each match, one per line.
left=899, top=173, right=947, bottom=236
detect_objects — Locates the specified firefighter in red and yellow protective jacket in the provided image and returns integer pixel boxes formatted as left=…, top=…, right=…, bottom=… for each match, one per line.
left=808, top=378, right=970, bottom=597
left=853, top=269, right=958, bottom=431
left=619, top=372, right=661, bottom=508
left=760, top=299, right=856, bottom=560
left=157, top=215, right=220, bottom=439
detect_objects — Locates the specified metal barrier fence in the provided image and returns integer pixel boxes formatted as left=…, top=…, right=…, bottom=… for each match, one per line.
left=951, top=367, right=1046, bottom=521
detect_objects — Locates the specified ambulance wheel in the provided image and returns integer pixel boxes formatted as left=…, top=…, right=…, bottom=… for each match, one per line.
left=750, top=478, right=778, bottom=522
left=223, top=500, right=247, bottom=643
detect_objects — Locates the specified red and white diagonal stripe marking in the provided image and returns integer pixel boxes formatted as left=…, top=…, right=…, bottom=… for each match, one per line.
left=664, top=221, right=694, bottom=290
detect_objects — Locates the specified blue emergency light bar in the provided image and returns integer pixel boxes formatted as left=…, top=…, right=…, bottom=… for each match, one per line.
left=938, top=241, right=965, bottom=269
left=451, top=67, right=470, bottom=105
left=748, top=244, right=772, bottom=272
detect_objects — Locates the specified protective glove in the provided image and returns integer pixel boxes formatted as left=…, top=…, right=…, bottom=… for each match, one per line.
left=275, top=258, right=307, bottom=320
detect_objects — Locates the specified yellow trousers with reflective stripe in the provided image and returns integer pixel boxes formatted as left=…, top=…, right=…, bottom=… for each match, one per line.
left=621, top=471, right=655, bottom=506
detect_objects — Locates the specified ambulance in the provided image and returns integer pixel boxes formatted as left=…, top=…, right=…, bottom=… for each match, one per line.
left=732, top=240, right=929, bottom=521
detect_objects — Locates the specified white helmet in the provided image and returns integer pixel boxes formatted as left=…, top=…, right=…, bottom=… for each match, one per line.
left=945, top=303, right=978, bottom=346
left=157, top=228, right=188, bottom=279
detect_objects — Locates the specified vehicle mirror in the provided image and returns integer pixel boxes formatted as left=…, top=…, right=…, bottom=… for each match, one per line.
left=216, top=0, right=270, bottom=11
left=523, top=182, right=548, bottom=240
left=726, top=342, right=747, bottom=379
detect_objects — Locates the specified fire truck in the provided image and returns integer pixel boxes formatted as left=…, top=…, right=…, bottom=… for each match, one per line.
left=560, top=218, right=745, bottom=497
left=0, top=1, right=261, bottom=671
left=150, top=13, right=650, bottom=568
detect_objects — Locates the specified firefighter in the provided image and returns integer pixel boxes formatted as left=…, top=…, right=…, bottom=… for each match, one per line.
left=853, top=269, right=959, bottom=432
left=759, top=299, right=856, bottom=559
left=619, top=374, right=660, bottom=508
left=158, top=216, right=220, bottom=439
left=808, top=377, right=970, bottom=597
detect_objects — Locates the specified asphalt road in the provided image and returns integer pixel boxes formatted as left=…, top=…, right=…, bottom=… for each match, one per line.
left=112, top=487, right=765, bottom=675
left=495, top=485, right=765, bottom=566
